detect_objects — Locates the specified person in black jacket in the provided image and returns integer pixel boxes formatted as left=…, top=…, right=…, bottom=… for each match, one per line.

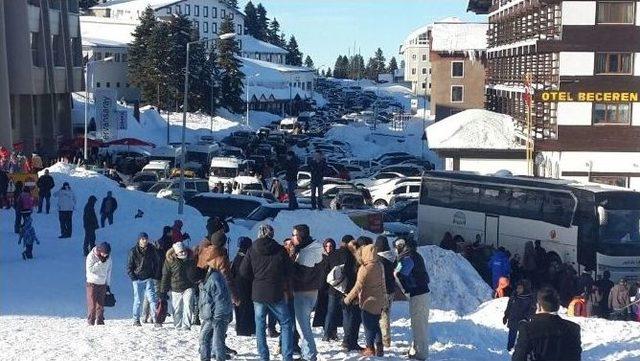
left=323, top=237, right=348, bottom=342
left=83, top=196, right=99, bottom=256
left=313, top=238, right=340, bottom=339
left=308, top=150, right=326, bottom=210
left=290, top=224, right=324, bottom=361
left=231, top=236, right=255, bottom=336
left=341, top=235, right=364, bottom=352
left=512, top=287, right=581, bottom=361
left=99, top=191, right=118, bottom=227
left=0, top=169, right=8, bottom=209
left=503, top=279, right=536, bottom=351
left=375, top=235, right=396, bottom=348
left=240, top=224, right=295, bottom=361
left=160, top=242, right=197, bottom=330
left=36, top=169, right=54, bottom=214
left=284, top=151, right=299, bottom=210
left=127, top=232, right=161, bottom=327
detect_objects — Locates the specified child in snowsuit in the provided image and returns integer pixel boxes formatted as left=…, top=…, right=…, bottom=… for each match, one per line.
left=199, top=266, right=233, bottom=361
left=18, top=216, right=40, bottom=260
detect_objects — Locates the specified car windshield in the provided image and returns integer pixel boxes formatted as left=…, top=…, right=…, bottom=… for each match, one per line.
left=247, top=206, right=279, bottom=221
left=134, top=174, right=157, bottom=182
left=147, top=182, right=170, bottom=193
left=211, top=167, right=238, bottom=178
left=600, top=209, right=640, bottom=244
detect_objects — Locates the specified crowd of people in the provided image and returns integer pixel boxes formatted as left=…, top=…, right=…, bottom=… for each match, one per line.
left=84, top=216, right=432, bottom=361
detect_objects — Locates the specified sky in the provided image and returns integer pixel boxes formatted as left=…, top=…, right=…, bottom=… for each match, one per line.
left=239, top=0, right=486, bottom=71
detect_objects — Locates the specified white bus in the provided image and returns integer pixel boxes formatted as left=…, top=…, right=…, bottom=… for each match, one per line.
left=418, top=171, right=640, bottom=281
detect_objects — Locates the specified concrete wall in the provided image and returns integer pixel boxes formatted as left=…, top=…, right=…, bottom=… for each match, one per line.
left=0, top=0, right=12, bottom=149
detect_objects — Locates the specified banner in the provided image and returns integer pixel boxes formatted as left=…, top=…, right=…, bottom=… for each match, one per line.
left=117, top=110, right=128, bottom=130
left=94, top=89, right=117, bottom=141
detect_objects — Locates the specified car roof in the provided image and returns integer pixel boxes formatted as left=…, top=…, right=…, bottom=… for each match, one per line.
left=193, top=193, right=269, bottom=203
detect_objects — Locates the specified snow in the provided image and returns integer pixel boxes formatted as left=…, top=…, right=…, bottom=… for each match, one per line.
left=1, top=165, right=639, bottom=360
left=431, top=18, right=487, bottom=55
left=239, top=35, right=288, bottom=55
left=80, top=16, right=138, bottom=45
left=426, top=109, right=525, bottom=150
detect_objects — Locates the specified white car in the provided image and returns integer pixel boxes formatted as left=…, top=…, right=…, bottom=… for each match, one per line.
left=370, top=181, right=421, bottom=208
left=232, top=176, right=265, bottom=192
left=352, top=171, right=405, bottom=189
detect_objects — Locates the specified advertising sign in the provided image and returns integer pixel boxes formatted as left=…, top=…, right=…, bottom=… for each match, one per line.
left=117, top=110, right=128, bottom=130
left=94, top=89, right=117, bottom=141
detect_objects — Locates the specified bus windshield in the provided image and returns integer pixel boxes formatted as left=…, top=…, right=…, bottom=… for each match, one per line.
left=600, top=209, right=640, bottom=244
left=211, top=167, right=238, bottom=178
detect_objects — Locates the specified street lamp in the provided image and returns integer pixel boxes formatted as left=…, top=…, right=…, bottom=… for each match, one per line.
left=245, top=73, right=260, bottom=127
left=84, top=56, right=114, bottom=161
left=178, top=32, right=235, bottom=215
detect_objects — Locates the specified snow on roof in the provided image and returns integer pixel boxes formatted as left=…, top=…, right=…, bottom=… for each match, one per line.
left=431, top=18, right=488, bottom=52
left=403, top=24, right=431, bottom=45
left=82, top=37, right=128, bottom=48
left=427, top=109, right=524, bottom=150
left=240, top=56, right=314, bottom=74
left=90, top=0, right=183, bottom=10
left=80, top=16, right=138, bottom=44
left=239, top=35, right=287, bottom=55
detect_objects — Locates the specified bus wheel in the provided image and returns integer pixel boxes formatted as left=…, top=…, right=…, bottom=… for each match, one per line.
left=374, top=199, right=388, bottom=209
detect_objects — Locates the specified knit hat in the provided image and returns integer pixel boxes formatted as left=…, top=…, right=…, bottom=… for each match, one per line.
left=341, top=235, right=355, bottom=244
left=238, top=237, right=252, bottom=253
left=138, top=232, right=149, bottom=239
left=97, top=242, right=111, bottom=254
left=357, top=236, right=373, bottom=247
left=173, top=242, right=186, bottom=258
left=257, top=224, right=274, bottom=239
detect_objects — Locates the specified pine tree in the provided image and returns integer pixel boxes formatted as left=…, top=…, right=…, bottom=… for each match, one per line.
left=348, top=54, right=365, bottom=80
left=278, top=33, right=287, bottom=49
left=267, top=18, right=283, bottom=46
left=79, top=0, right=98, bottom=11
left=325, top=67, right=332, bottom=77
left=243, top=1, right=259, bottom=39
left=388, top=56, right=399, bottom=73
left=285, top=36, right=303, bottom=66
left=365, top=57, right=377, bottom=80
left=333, top=55, right=347, bottom=79
left=304, top=55, right=314, bottom=69
left=255, top=3, right=268, bottom=41
left=147, top=21, right=173, bottom=109
left=373, top=48, right=386, bottom=77
left=217, top=17, right=245, bottom=113
left=200, top=47, right=220, bottom=115
left=320, top=69, right=326, bottom=77
left=128, top=7, right=159, bottom=106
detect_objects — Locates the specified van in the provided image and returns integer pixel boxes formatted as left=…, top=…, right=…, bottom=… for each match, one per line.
left=209, top=157, right=246, bottom=188
left=141, top=160, right=172, bottom=180
left=280, top=117, right=298, bottom=133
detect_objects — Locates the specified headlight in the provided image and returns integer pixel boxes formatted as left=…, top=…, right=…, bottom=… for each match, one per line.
left=126, top=186, right=135, bottom=190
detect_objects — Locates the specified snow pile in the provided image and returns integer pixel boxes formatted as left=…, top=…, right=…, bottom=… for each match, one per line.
left=247, top=209, right=376, bottom=244
left=0, top=162, right=206, bottom=317
left=418, top=246, right=493, bottom=313
left=427, top=109, right=524, bottom=150
left=431, top=17, right=487, bottom=59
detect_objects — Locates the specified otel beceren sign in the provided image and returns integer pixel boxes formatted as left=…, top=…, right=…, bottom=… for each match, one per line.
left=538, top=91, right=639, bottom=102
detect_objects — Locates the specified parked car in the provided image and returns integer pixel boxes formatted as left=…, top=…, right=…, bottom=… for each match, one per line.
left=146, top=180, right=172, bottom=195
left=126, top=172, right=159, bottom=192
left=232, top=203, right=313, bottom=229
left=382, top=199, right=418, bottom=223
left=352, top=171, right=405, bottom=189
left=186, top=193, right=268, bottom=219
left=370, top=181, right=421, bottom=208
left=156, top=178, right=210, bottom=201
left=240, top=190, right=277, bottom=203
left=329, top=191, right=369, bottom=210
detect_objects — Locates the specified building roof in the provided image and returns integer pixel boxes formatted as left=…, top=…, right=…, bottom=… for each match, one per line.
left=427, top=109, right=525, bottom=150
left=80, top=16, right=139, bottom=44
left=82, top=37, right=129, bottom=48
left=467, top=0, right=492, bottom=14
left=430, top=17, right=488, bottom=52
left=239, top=35, right=288, bottom=55
left=91, top=0, right=182, bottom=10
left=240, top=56, right=314, bottom=74
left=403, top=24, right=431, bottom=45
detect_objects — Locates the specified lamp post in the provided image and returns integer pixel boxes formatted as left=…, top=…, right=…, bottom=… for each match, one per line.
left=84, top=56, right=114, bottom=161
left=178, top=32, right=235, bottom=215
left=245, top=73, right=260, bottom=128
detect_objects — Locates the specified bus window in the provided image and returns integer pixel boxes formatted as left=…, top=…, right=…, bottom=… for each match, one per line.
left=509, top=189, right=543, bottom=220
left=450, top=183, right=480, bottom=211
left=542, top=192, right=575, bottom=227
left=420, top=179, right=450, bottom=207
left=480, top=187, right=510, bottom=215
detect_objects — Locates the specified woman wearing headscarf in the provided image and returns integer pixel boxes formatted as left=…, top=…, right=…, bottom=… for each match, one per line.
left=312, top=238, right=336, bottom=333
left=375, top=235, right=396, bottom=348
left=231, top=237, right=255, bottom=336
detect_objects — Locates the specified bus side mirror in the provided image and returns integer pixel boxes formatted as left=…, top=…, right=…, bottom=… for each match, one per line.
left=597, top=206, right=607, bottom=226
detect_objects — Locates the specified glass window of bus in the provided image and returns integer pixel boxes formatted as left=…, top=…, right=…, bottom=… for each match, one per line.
left=479, top=187, right=510, bottom=215
left=420, top=179, right=450, bottom=207
left=542, top=192, right=575, bottom=227
left=450, top=183, right=480, bottom=211
left=509, top=189, right=543, bottom=220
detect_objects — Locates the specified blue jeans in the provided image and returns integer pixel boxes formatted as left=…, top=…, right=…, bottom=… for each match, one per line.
left=287, top=180, right=298, bottom=209
left=342, top=303, right=362, bottom=349
left=293, top=291, right=318, bottom=361
left=310, top=183, right=323, bottom=210
left=255, top=300, right=294, bottom=361
left=324, top=293, right=341, bottom=338
left=507, top=326, right=518, bottom=351
left=200, top=314, right=232, bottom=361
left=361, top=310, right=382, bottom=348
left=132, top=279, right=157, bottom=322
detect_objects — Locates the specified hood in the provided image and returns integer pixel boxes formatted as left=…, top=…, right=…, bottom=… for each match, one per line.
left=378, top=250, right=395, bottom=262
left=254, top=237, right=283, bottom=256
left=87, top=195, right=97, bottom=206
left=358, top=244, right=378, bottom=265
left=166, top=246, right=192, bottom=262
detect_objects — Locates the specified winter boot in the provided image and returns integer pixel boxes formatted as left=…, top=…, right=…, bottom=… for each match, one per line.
left=133, top=319, right=141, bottom=327
left=375, top=342, right=384, bottom=357
left=225, top=346, right=238, bottom=355
left=360, top=346, right=375, bottom=357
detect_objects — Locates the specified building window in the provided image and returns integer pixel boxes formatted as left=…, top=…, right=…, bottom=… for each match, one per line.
left=175, top=5, right=181, bottom=14
left=411, top=68, right=416, bottom=75
left=421, top=68, right=427, bottom=75
left=105, top=52, right=112, bottom=60
left=451, top=85, right=464, bottom=102
left=204, top=6, right=208, bottom=17
left=96, top=82, right=101, bottom=88
left=237, top=24, right=242, bottom=35
left=452, top=61, right=464, bottom=78
left=116, top=82, right=121, bottom=88
left=30, top=32, right=43, bottom=66
left=194, top=20, right=199, bottom=30
left=593, top=103, right=631, bottom=124
left=590, top=175, right=629, bottom=188
left=412, top=54, right=416, bottom=60
left=597, top=1, right=635, bottom=24
left=421, top=82, right=426, bottom=89
left=212, top=7, right=217, bottom=18
left=194, top=5, right=199, bottom=16
left=212, top=22, right=217, bottom=33
left=106, top=82, right=111, bottom=88
left=422, top=54, right=427, bottom=61
left=185, top=4, right=190, bottom=15
left=221, top=9, right=226, bottom=19
left=94, top=51, right=102, bottom=61
left=595, top=53, right=633, bottom=74
left=204, top=21, right=208, bottom=33
left=121, top=53, right=127, bottom=62
left=166, top=7, right=171, bottom=15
